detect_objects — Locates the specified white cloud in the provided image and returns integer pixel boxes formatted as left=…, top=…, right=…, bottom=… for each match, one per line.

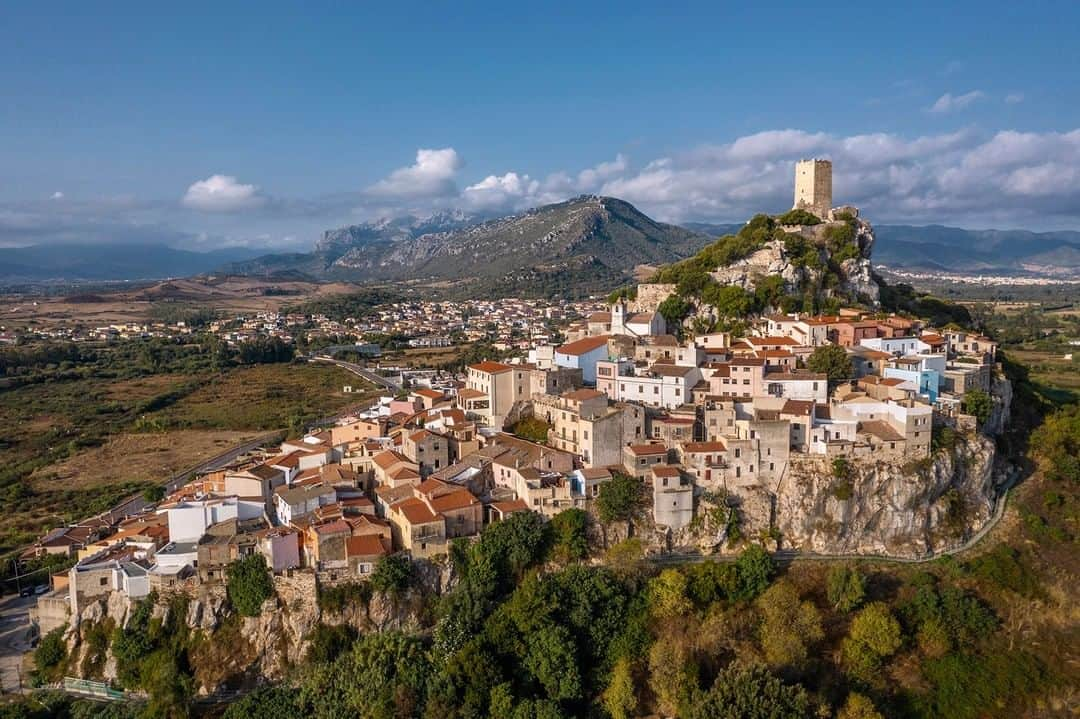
left=462, top=172, right=540, bottom=211
left=366, top=148, right=463, bottom=200
left=1005, top=92, right=1025, bottom=104
left=928, top=90, right=986, bottom=113
left=50, top=191, right=64, bottom=200
left=182, top=174, right=265, bottom=212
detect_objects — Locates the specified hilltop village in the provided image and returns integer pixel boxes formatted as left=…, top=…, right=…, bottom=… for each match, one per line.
left=27, top=163, right=1006, bottom=640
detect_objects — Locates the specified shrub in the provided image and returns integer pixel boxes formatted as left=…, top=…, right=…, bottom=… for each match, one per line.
left=842, top=602, right=903, bottom=680
left=827, top=566, right=866, bottom=612
left=776, top=209, right=822, bottom=226
left=596, top=472, right=646, bottom=524
left=734, top=544, right=775, bottom=601
left=34, top=626, right=68, bottom=679
left=961, top=389, right=993, bottom=424
left=370, top=554, right=415, bottom=597
left=685, top=662, right=812, bottom=719
left=226, top=554, right=274, bottom=616
left=549, top=508, right=589, bottom=562
left=509, top=417, right=550, bottom=444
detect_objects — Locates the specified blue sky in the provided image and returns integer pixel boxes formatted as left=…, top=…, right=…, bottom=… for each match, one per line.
left=2, top=1, right=1079, bottom=249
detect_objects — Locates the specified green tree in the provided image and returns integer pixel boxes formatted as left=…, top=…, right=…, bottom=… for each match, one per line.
left=549, top=508, right=589, bottom=562
left=685, top=662, right=812, bottom=719
left=843, top=602, right=903, bottom=680
left=510, top=417, right=550, bottom=444
left=370, top=554, right=414, bottom=597
left=807, top=343, right=853, bottom=384
left=340, top=632, right=431, bottom=719
left=523, top=624, right=581, bottom=701
left=756, top=580, right=824, bottom=668
left=703, top=284, right=753, bottom=319
left=648, top=638, right=696, bottom=717
left=734, top=544, right=775, bottom=601
left=33, top=627, right=68, bottom=679
left=837, top=692, right=884, bottom=719
left=658, top=295, right=692, bottom=331
left=141, top=485, right=166, bottom=503
left=226, top=553, right=274, bottom=616
left=827, top=565, right=867, bottom=613
left=603, top=657, right=638, bottom=719
left=596, top=472, right=645, bottom=524
left=223, top=686, right=301, bottom=719
left=961, top=388, right=993, bottom=424
left=648, top=568, right=693, bottom=620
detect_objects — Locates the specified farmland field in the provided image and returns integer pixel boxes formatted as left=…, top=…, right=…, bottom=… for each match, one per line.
left=0, top=359, right=373, bottom=554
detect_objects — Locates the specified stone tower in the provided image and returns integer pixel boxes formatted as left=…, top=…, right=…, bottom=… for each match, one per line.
left=793, top=159, right=832, bottom=219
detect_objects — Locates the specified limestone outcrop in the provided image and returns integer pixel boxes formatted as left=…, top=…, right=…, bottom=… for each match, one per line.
left=707, top=215, right=880, bottom=307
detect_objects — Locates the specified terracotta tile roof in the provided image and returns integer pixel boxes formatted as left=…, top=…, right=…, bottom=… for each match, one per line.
left=627, top=444, right=668, bottom=456
left=393, top=497, right=441, bottom=524
left=457, top=388, right=487, bottom=400
left=651, top=464, right=682, bottom=478
left=491, top=499, right=530, bottom=515
left=409, top=429, right=435, bottom=444
left=428, top=489, right=480, bottom=513
left=373, top=450, right=411, bottom=470
left=650, top=364, right=696, bottom=377
left=268, top=452, right=301, bottom=468
left=579, top=467, right=613, bottom=480
left=468, top=360, right=514, bottom=374
left=860, top=420, right=905, bottom=442
left=748, top=335, right=801, bottom=346
left=414, top=388, right=445, bottom=399
left=682, top=441, right=726, bottom=453
left=556, top=335, right=610, bottom=356
left=562, top=388, right=605, bottom=401
left=346, top=534, right=389, bottom=558
left=781, top=399, right=815, bottom=416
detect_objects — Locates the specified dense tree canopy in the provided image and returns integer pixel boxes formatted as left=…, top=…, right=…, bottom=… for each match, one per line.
left=807, top=343, right=854, bottom=384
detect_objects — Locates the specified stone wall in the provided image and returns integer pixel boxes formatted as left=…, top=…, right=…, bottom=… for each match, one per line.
left=629, top=283, right=676, bottom=313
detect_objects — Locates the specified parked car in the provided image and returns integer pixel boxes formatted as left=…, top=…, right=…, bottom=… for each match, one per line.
left=34, top=585, right=49, bottom=595
left=18, top=586, right=33, bottom=598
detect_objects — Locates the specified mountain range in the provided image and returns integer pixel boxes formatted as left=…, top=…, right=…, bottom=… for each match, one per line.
left=0, top=244, right=262, bottom=284
left=1, top=198, right=1078, bottom=287
left=224, top=196, right=710, bottom=296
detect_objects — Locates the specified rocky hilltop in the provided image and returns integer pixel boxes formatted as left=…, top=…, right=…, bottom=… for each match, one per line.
left=708, top=210, right=879, bottom=305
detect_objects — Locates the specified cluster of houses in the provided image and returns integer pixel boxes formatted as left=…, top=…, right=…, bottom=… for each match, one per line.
left=26, top=280, right=998, bottom=632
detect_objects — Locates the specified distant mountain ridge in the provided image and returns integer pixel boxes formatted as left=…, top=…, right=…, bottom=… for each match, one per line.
left=0, top=244, right=262, bottom=283
left=226, top=196, right=712, bottom=294
left=871, top=225, right=1080, bottom=277
left=2, top=203, right=1077, bottom=286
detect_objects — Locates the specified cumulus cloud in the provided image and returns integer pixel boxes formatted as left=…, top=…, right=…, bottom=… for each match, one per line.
left=50, top=191, right=64, bottom=200
left=366, top=148, right=463, bottom=200
left=182, top=174, right=266, bottom=212
left=928, top=90, right=986, bottom=113
left=462, top=172, right=540, bottom=211
left=582, top=128, right=1080, bottom=227
left=1005, top=92, right=1025, bottom=104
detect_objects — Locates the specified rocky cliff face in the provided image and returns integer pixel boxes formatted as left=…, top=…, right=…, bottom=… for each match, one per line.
left=670, top=377, right=1013, bottom=559
left=65, top=564, right=449, bottom=695
left=708, top=215, right=880, bottom=306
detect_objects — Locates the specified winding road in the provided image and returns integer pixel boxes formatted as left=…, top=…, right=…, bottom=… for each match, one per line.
left=310, top=355, right=402, bottom=392
left=0, top=594, right=34, bottom=694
